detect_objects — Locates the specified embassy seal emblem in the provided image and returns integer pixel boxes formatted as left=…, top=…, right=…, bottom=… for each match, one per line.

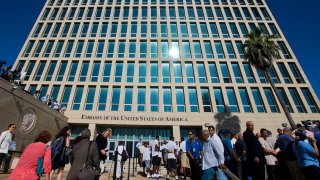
left=19, top=108, right=37, bottom=134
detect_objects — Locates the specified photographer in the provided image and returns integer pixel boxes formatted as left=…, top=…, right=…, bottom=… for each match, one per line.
left=293, top=128, right=320, bottom=179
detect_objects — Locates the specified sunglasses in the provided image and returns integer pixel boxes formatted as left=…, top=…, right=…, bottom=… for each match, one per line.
left=11, top=126, right=16, bottom=129
left=188, top=134, right=193, bottom=135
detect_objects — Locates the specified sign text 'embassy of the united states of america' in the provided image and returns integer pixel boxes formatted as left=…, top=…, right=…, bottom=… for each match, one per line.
left=81, top=115, right=188, bottom=122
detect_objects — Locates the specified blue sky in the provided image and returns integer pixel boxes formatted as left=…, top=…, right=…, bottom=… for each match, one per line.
left=0, top=0, right=319, bottom=99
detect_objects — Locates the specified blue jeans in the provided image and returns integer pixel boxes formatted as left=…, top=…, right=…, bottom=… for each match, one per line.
left=201, top=167, right=228, bottom=180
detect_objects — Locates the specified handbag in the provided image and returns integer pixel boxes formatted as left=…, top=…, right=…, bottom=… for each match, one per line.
left=77, top=141, right=99, bottom=180
left=36, top=145, right=49, bottom=175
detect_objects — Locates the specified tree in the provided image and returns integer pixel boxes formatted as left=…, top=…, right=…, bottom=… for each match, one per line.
left=242, top=28, right=296, bottom=129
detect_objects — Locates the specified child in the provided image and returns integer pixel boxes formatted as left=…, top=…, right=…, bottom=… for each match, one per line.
left=143, top=142, right=151, bottom=178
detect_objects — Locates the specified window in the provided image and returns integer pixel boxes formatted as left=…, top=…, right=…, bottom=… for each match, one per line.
left=187, top=7, right=195, bottom=20
left=239, top=23, right=248, bottom=37
left=220, top=63, right=231, bottom=83
left=256, top=69, right=266, bottom=83
left=170, top=23, right=178, bottom=37
left=214, top=88, right=225, bottom=112
left=162, top=62, right=170, bottom=83
left=173, top=63, right=183, bottom=83
left=268, top=23, right=280, bottom=37
left=201, top=88, right=212, bottom=112
left=259, top=23, right=269, bottom=35
left=289, top=88, right=307, bottom=113
left=169, top=7, right=176, bottom=20
left=278, top=42, right=292, bottom=59
left=51, top=85, right=60, bottom=102
left=142, top=7, right=148, bottom=20
left=44, top=41, right=54, bottom=57
left=236, top=41, right=244, bottom=58
left=85, top=40, right=94, bottom=58
left=224, top=7, right=233, bottom=20
left=185, top=62, right=195, bottom=83
left=34, top=61, right=46, bottom=81
left=150, top=62, right=158, bottom=83
left=126, top=62, right=134, bottom=82
left=15, top=60, right=26, bottom=72
left=70, top=23, right=80, bottom=37
left=170, top=41, right=180, bottom=58
left=114, top=62, right=123, bottom=82
left=178, top=7, right=185, bottom=20
left=277, top=88, right=294, bottom=113
left=243, top=64, right=255, bottom=83
left=102, top=61, right=112, bottom=82
left=180, top=23, right=188, bottom=37
left=75, top=40, right=84, bottom=57
left=163, top=88, right=172, bottom=112
left=289, top=63, right=305, bottom=83
left=226, top=88, right=239, bottom=112
left=117, top=41, right=125, bottom=58
left=161, top=41, right=169, bottom=58
left=100, top=23, right=108, bottom=37
left=140, top=41, right=147, bottom=58
left=209, top=23, right=219, bottom=38
left=96, top=41, right=104, bottom=58
left=251, top=7, right=262, bottom=20
left=132, top=7, right=138, bottom=20
left=264, top=88, right=279, bottom=113
left=114, top=8, right=120, bottom=20
left=129, top=41, right=136, bottom=58
left=190, top=23, right=198, bottom=37
left=182, top=41, right=191, bottom=58
left=251, top=88, right=266, bottom=113
left=137, top=87, right=146, bottom=112
left=104, top=7, right=111, bottom=20
left=72, top=86, right=84, bottom=110
left=161, top=23, right=168, bottom=37
left=301, top=88, right=319, bottom=113
left=90, top=23, right=98, bottom=37
left=33, top=41, right=45, bottom=57
left=233, top=7, right=242, bottom=20
left=25, top=61, right=36, bottom=81
left=196, top=7, right=204, bottom=20
left=239, top=88, right=252, bottom=112
left=84, top=86, right=96, bottom=110
left=111, top=23, right=118, bottom=37
left=95, top=7, right=102, bottom=20
left=77, top=8, right=85, bottom=20
left=206, top=7, right=214, bottom=20
left=111, top=87, right=121, bottom=111
left=56, top=61, right=67, bottom=81
left=232, top=63, right=243, bottom=83
left=81, top=23, right=89, bottom=37
left=68, top=8, right=76, bottom=20
left=39, top=85, right=49, bottom=101
left=151, top=23, right=157, bottom=37
left=61, top=85, right=71, bottom=108
left=107, top=41, right=115, bottom=58
left=150, top=88, right=159, bottom=112
left=45, top=61, right=56, bottom=81
left=123, top=7, right=129, bottom=20
left=53, top=40, right=64, bottom=58
left=41, top=8, right=51, bottom=20
left=226, top=41, right=236, bottom=59
left=208, top=63, right=219, bottom=83
left=151, top=7, right=157, bottom=20
left=68, top=61, right=78, bottom=81
left=131, top=23, right=137, bottom=37
left=150, top=41, right=158, bottom=58
left=277, top=63, right=292, bottom=83
left=193, top=41, right=202, bottom=58
left=42, top=23, right=52, bottom=38
left=32, top=23, right=43, bottom=37
left=139, top=62, right=146, bottom=83
left=79, top=61, right=89, bottom=82
left=242, top=7, right=252, bottom=20
left=268, top=66, right=279, bottom=83
left=215, top=41, right=225, bottom=59
left=86, top=8, right=93, bottom=20
left=230, top=23, right=240, bottom=38
left=215, top=7, right=224, bottom=20
left=197, top=63, right=207, bottom=83
left=200, top=23, right=208, bottom=37
left=176, top=88, right=185, bottom=112
left=124, top=87, right=133, bottom=111
left=91, top=61, right=100, bottom=82
left=141, top=23, right=147, bottom=37
left=120, top=23, right=127, bottom=37
left=188, top=88, right=199, bottom=112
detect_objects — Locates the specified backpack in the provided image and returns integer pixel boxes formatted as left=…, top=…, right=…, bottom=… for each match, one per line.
left=36, top=145, right=49, bottom=175
left=51, top=137, right=64, bottom=161
left=116, top=146, right=128, bottom=162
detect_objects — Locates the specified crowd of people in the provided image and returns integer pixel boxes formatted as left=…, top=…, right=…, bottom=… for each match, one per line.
left=38, top=94, right=64, bottom=113
left=2, top=120, right=320, bottom=180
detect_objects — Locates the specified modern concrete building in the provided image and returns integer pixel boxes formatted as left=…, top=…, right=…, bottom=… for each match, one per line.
left=12, top=0, right=320, bottom=156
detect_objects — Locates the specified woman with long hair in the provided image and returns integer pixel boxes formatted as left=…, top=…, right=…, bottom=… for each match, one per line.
left=67, top=129, right=100, bottom=180
left=9, top=131, right=52, bottom=180
left=50, top=126, right=71, bottom=180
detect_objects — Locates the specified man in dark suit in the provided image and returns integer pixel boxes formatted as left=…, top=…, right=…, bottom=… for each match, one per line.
left=243, top=121, right=266, bottom=180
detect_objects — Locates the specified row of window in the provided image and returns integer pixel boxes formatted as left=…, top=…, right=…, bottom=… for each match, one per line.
left=22, top=39, right=292, bottom=60
left=41, top=4, right=271, bottom=21
left=48, top=0, right=265, bottom=7
left=29, top=84, right=319, bottom=114
left=32, top=21, right=281, bottom=40
left=17, top=60, right=305, bottom=85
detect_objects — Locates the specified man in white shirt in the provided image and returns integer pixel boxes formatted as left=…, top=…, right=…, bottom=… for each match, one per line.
left=166, top=136, right=179, bottom=180
left=151, top=135, right=161, bottom=178
left=0, top=123, right=16, bottom=173
left=230, top=133, right=238, bottom=149
left=142, top=142, right=152, bottom=178
left=179, top=137, right=190, bottom=179
left=114, top=141, right=127, bottom=179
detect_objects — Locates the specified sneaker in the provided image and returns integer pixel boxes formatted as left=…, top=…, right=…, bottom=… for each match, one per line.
left=155, top=174, right=160, bottom=178
left=147, top=173, right=151, bottom=178
left=175, top=176, right=179, bottom=180
left=151, top=174, right=156, bottom=178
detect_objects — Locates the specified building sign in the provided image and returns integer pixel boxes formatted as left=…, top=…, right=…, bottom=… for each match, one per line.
left=81, top=115, right=188, bottom=122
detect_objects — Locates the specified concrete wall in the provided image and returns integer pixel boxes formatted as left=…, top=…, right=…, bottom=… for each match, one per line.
left=0, top=78, right=68, bottom=151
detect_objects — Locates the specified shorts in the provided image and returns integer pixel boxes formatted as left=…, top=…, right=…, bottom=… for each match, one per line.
left=144, top=160, right=151, bottom=169
left=181, top=153, right=190, bottom=168
left=167, top=159, right=177, bottom=170
left=152, top=156, right=161, bottom=166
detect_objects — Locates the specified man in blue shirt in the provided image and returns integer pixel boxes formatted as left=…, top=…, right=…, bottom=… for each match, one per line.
left=186, top=131, right=203, bottom=179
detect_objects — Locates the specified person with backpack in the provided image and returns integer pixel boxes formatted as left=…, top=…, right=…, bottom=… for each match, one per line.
left=50, top=126, right=71, bottom=180
left=9, top=131, right=52, bottom=180
left=95, top=128, right=112, bottom=173
left=113, top=141, right=128, bottom=179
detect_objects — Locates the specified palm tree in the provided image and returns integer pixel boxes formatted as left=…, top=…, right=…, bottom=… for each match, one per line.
left=242, top=28, right=296, bottom=129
